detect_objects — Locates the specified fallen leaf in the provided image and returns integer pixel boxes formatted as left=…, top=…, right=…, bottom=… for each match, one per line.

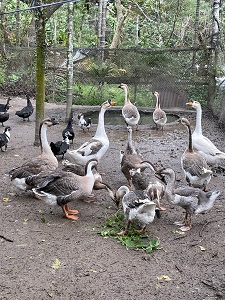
left=157, top=275, right=172, bottom=282
left=23, top=219, right=28, bottom=224
left=2, top=198, right=9, bottom=202
left=174, top=230, right=185, bottom=235
left=52, top=258, right=61, bottom=269
left=199, top=246, right=206, bottom=251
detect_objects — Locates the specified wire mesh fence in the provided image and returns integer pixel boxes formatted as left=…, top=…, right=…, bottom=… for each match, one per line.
left=0, top=45, right=214, bottom=110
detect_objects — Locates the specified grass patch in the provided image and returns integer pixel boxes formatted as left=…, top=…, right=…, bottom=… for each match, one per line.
left=98, top=211, right=161, bottom=254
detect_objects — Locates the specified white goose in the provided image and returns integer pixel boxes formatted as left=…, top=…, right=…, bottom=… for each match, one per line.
left=7, top=118, right=59, bottom=191
left=153, top=91, right=167, bottom=130
left=156, top=167, right=220, bottom=231
left=65, top=99, right=116, bottom=166
left=180, top=117, right=212, bottom=191
left=186, top=101, right=225, bottom=168
left=119, top=83, right=140, bottom=130
left=32, top=159, right=98, bottom=221
left=115, top=185, right=156, bottom=235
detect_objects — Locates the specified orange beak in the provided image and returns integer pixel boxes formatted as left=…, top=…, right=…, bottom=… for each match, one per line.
left=186, top=102, right=193, bottom=106
left=110, top=101, right=116, bottom=106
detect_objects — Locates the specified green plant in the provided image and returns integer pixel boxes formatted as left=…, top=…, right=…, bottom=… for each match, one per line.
left=98, top=212, right=161, bottom=253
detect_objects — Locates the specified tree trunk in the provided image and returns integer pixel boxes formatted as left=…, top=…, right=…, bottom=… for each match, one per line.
left=34, top=14, right=46, bottom=146
left=109, top=0, right=129, bottom=49
left=66, top=2, right=74, bottom=121
left=98, top=0, right=108, bottom=48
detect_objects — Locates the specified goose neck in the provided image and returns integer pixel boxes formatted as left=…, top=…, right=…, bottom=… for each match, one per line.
left=194, top=105, right=202, bottom=135
left=123, top=86, right=130, bottom=105
left=155, top=94, right=160, bottom=109
left=95, top=107, right=107, bottom=138
left=187, top=125, right=193, bottom=152
left=164, top=173, right=176, bottom=203
left=40, top=124, right=52, bottom=154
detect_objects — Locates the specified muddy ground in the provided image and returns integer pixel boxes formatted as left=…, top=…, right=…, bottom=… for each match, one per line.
left=0, top=96, right=225, bottom=300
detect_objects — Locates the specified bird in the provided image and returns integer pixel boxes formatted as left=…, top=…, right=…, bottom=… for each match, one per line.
left=6, top=118, right=59, bottom=191
left=0, top=111, right=9, bottom=126
left=65, top=99, right=116, bottom=166
left=0, top=97, right=11, bottom=112
left=78, top=112, right=92, bottom=132
left=120, top=126, right=145, bottom=186
left=119, top=83, right=140, bottom=130
left=62, top=160, right=116, bottom=203
left=115, top=185, right=157, bottom=235
left=180, top=117, right=212, bottom=191
left=50, top=131, right=71, bottom=159
left=15, top=94, right=34, bottom=121
left=186, top=101, right=225, bottom=169
left=62, top=109, right=75, bottom=144
left=0, top=126, right=11, bottom=152
left=32, top=159, right=99, bottom=221
left=129, top=160, right=166, bottom=211
left=155, top=167, right=220, bottom=231
left=153, top=91, right=167, bottom=130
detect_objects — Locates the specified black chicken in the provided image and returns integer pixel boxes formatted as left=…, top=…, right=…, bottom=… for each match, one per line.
left=0, top=126, right=11, bottom=151
left=15, top=95, right=34, bottom=121
left=0, top=97, right=11, bottom=112
left=62, top=110, right=75, bottom=144
left=0, top=111, right=9, bottom=126
left=50, top=131, right=71, bottom=159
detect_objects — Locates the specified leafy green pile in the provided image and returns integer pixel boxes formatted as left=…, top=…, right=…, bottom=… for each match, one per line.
left=98, top=212, right=161, bottom=254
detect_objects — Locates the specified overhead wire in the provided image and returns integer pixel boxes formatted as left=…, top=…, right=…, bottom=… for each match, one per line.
left=0, top=0, right=83, bottom=15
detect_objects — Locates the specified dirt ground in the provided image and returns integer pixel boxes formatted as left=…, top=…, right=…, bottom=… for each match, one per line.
left=0, top=96, right=225, bottom=300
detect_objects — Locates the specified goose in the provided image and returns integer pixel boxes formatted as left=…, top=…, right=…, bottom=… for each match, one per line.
left=0, top=111, right=9, bottom=126
left=156, top=167, right=220, bottom=231
left=153, top=91, right=167, bottom=130
left=50, top=131, right=70, bottom=159
left=119, top=83, right=140, bottom=130
left=15, top=95, right=34, bottom=121
left=180, top=117, right=212, bottom=191
left=186, top=101, right=225, bottom=169
left=6, top=118, right=59, bottom=191
left=115, top=185, right=156, bottom=235
left=32, top=159, right=98, bottom=221
left=64, top=99, right=116, bottom=166
left=129, top=160, right=166, bottom=211
left=62, top=160, right=116, bottom=204
left=62, top=109, right=75, bottom=144
left=78, top=112, right=92, bottom=132
left=0, top=126, right=11, bottom=152
left=120, top=126, right=144, bottom=185
left=0, top=97, right=11, bottom=112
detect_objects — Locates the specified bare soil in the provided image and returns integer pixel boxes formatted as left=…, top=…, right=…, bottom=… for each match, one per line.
left=0, top=97, right=225, bottom=300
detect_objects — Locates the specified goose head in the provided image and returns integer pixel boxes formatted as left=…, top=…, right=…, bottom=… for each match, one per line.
left=186, top=101, right=201, bottom=109
left=118, top=83, right=128, bottom=90
left=41, top=117, right=59, bottom=127
left=180, top=117, right=190, bottom=127
left=101, top=99, right=116, bottom=110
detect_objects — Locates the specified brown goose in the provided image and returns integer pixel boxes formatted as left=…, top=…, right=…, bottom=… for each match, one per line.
left=32, top=159, right=98, bottom=220
left=180, top=117, right=212, bottom=191
left=156, top=167, right=220, bottom=231
left=119, top=83, right=140, bottom=130
left=6, top=118, right=59, bottom=191
left=153, top=91, right=167, bottom=130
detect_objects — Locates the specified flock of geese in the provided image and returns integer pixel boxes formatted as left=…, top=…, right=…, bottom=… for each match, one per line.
left=1, top=84, right=225, bottom=236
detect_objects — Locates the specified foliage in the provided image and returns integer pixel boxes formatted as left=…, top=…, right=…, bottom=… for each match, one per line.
left=98, top=212, right=161, bottom=253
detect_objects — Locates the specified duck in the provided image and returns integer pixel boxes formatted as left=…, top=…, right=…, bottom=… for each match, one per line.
left=120, top=126, right=144, bottom=185
left=119, top=83, right=140, bottom=130
left=153, top=91, right=167, bottom=130
left=180, top=117, right=212, bottom=191
left=155, top=167, right=220, bottom=231
left=6, top=118, right=59, bottom=191
left=186, top=101, right=225, bottom=169
left=115, top=185, right=157, bottom=235
left=50, top=131, right=70, bottom=159
left=62, top=109, right=75, bottom=144
left=78, top=112, right=92, bottom=132
left=0, top=111, right=9, bottom=126
left=32, top=159, right=98, bottom=221
left=129, top=160, right=166, bottom=211
left=0, top=126, right=11, bottom=152
left=65, top=99, right=116, bottom=166
left=15, top=94, right=34, bottom=121
left=0, top=97, right=11, bottom=112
